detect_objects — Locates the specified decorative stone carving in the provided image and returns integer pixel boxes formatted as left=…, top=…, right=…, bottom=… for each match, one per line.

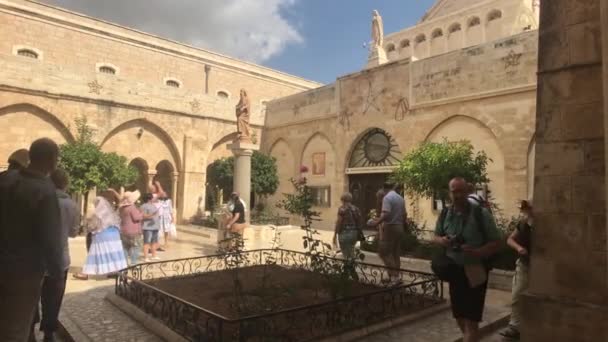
left=88, top=80, right=103, bottom=94
left=371, top=10, right=384, bottom=48
left=366, top=10, right=387, bottom=69
left=235, top=89, right=252, bottom=142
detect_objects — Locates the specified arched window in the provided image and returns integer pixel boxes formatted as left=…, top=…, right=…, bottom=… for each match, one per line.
left=487, top=9, right=502, bottom=22
left=431, top=28, right=444, bottom=39
left=468, top=16, right=481, bottom=28
left=415, top=34, right=426, bottom=44
left=448, top=23, right=462, bottom=34
left=17, top=48, right=38, bottom=59
left=217, top=90, right=230, bottom=99
left=400, top=39, right=410, bottom=48
left=166, top=80, right=180, bottom=88
left=99, top=66, right=116, bottom=75
left=386, top=43, right=396, bottom=52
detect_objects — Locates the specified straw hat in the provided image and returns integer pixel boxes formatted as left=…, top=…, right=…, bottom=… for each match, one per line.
left=118, top=187, right=141, bottom=207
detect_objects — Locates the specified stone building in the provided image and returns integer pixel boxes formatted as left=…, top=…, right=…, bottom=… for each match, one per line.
left=522, top=0, right=607, bottom=340
left=0, top=0, right=320, bottom=222
left=262, top=0, right=540, bottom=230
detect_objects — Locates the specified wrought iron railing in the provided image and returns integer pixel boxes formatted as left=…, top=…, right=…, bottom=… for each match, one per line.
left=116, top=249, right=443, bottom=342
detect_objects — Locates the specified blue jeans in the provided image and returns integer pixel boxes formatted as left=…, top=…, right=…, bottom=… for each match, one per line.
left=143, top=230, right=159, bottom=244
left=121, top=235, right=142, bottom=265
left=338, top=229, right=359, bottom=259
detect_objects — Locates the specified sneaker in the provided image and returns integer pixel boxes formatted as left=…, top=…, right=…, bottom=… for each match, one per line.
left=156, top=247, right=166, bottom=252
left=499, top=326, right=520, bottom=339
left=144, top=258, right=151, bottom=263
left=152, top=256, right=161, bottom=260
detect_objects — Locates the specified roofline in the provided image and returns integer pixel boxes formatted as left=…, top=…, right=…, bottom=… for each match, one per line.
left=1, top=0, right=323, bottom=89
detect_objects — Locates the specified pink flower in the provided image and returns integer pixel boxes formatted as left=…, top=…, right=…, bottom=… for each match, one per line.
left=300, top=165, right=309, bottom=173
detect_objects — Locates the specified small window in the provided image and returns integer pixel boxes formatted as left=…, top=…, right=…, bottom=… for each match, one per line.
left=217, top=91, right=230, bottom=99
left=386, top=43, right=396, bottom=52
left=448, top=23, right=462, bottom=33
left=17, top=49, right=38, bottom=59
left=415, top=34, right=426, bottom=44
left=400, top=39, right=410, bottom=48
left=99, top=66, right=116, bottom=75
left=310, top=186, right=331, bottom=207
left=468, top=16, right=481, bottom=28
left=487, top=10, right=502, bottom=22
left=431, top=29, right=443, bottom=39
left=166, top=80, right=180, bottom=88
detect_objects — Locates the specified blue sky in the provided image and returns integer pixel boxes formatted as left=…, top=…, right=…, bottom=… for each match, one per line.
left=266, top=0, right=436, bottom=83
left=44, top=0, right=437, bottom=84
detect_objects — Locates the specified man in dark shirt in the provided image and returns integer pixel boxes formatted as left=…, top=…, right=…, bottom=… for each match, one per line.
left=0, top=138, right=63, bottom=342
left=226, top=192, right=247, bottom=236
left=500, top=199, right=533, bottom=340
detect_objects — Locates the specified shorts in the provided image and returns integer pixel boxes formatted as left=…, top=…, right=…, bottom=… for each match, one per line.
left=143, top=230, right=159, bottom=244
left=448, top=265, right=488, bottom=322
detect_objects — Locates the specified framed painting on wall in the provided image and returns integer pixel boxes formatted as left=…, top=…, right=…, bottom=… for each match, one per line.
left=312, top=152, right=326, bottom=176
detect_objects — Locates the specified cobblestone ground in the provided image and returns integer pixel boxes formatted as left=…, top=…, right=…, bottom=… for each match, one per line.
left=58, top=225, right=511, bottom=341
left=357, top=287, right=510, bottom=342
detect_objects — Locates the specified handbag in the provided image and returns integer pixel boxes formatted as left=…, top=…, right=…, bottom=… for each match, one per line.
left=431, top=249, right=456, bottom=282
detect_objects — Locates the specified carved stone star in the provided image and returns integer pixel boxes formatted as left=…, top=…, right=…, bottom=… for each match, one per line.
left=190, top=99, right=201, bottom=113
left=502, top=50, right=522, bottom=69
left=88, top=80, right=103, bottom=94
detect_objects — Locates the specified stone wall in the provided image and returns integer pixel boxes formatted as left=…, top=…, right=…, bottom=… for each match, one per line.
left=263, top=31, right=537, bottom=229
left=521, top=0, right=608, bottom=340
left=0, top=0, right=320, bottom=222
left=384, top=0, right=539, bottom=63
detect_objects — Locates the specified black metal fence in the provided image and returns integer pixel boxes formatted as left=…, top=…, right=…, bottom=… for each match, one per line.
left=116, top=249, right=443, bottom=342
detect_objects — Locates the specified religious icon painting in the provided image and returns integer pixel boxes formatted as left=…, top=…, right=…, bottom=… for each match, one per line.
left=312, top=152, right=326, bottom=176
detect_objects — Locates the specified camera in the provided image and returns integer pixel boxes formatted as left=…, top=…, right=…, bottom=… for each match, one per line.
left=449, top=235, right=465, bottom=252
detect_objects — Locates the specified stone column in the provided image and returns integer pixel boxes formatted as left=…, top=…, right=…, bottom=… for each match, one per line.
left=147, top=170, right=157, bottom=190
left=171, top=172, right=179, bottom=209
left=227, top=140, right=259, bottom=223
left=521, top=0, right=607, bottom=340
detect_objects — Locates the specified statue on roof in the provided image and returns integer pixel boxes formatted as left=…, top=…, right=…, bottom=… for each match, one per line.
left=371, top=10, right=384, bottom=48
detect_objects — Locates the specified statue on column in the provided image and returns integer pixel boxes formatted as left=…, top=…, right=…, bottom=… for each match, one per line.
left=371, top=10, right=384, bottom=48
left=366, top=10, right=387, bottom=68
left=235, top=89, right=252, bottom=143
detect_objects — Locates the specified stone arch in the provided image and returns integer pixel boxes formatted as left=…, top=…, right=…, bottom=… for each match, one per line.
left=101, top=119, right=181, bottom=173
left=425, top=115, right=506, bottom=210
left=128, top=158, right=149, bottom=194
left=300, top=132, right=335, bottom=169
left=154, top=160, right=176, bottom=203
left=0, top=103, right=74, bottom=168
left=268, top=138, right=296, bottom=210
left=343, top=127, right=401, bottom=171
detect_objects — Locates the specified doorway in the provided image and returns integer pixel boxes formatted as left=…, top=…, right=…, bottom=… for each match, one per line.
left=348, top=173, right=389, bottom=220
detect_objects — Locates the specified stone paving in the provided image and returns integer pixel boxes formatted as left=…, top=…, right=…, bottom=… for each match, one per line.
left=56, top=225, right=512, bottom=342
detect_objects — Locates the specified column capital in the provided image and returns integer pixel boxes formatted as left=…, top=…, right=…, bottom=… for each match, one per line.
left=227, top=141, right=259, bottom=157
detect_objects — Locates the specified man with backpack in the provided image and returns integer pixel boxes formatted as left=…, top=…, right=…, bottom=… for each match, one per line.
left=432, top=177, right=502, bottom=342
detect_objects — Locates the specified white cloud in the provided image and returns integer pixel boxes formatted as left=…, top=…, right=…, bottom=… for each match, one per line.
left=41, top=0, right=303, bottom=63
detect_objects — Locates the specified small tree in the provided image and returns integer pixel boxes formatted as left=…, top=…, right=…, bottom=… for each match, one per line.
left=207, top=151, right=279, bottom=210
left=59, top=117, right=137, bottom=222
left=392, top=139, right=490, bottom=203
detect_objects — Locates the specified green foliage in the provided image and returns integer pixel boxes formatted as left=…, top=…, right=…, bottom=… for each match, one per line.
left=207, top=152, right=280, bottom=209
left=278, top=177, right=365, bottom=299
left=251, top=152, right=279, bottom=197
left=392, top=139, right=490, bottom=201
left=59, top=117, right=137, bottom=195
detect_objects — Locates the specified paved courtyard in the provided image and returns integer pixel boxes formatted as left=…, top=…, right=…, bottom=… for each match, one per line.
left=49, top=225, right=511, bottom=341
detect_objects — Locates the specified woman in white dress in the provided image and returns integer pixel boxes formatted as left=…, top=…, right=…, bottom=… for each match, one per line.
left=73, top=190, right=128, bottom=279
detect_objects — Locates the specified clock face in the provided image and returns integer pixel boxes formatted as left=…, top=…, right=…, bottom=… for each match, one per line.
left=364, top=132, right=390, bottom=163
